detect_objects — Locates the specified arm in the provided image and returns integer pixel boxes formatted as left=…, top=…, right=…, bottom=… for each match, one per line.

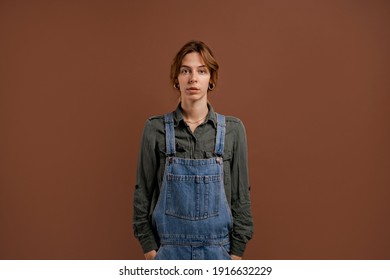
left=133, top=120, right=159, bottom=257
left=229, top=120, right=254, bottom=257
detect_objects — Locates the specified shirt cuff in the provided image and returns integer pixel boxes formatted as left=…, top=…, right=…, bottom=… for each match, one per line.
left=140, top=236, right=159, bottom=254
left=230, top=239, right=247, bottom=257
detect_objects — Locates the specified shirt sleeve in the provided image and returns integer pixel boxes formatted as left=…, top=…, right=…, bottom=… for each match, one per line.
left=230, top=120, right=254, bottom=257
left=133, top=119, right=159, bottom=253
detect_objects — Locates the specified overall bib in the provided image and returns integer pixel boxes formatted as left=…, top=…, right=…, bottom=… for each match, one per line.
left=152, top=112, right=233, bottom=260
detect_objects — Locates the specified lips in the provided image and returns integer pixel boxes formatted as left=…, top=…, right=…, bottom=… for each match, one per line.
left=187, top=87, right=199, bottom=90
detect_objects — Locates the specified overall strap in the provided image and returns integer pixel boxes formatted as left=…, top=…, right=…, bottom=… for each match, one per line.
left=164, top=112, right=176, bottom=156
left=214, top=113, right=226, bottom=156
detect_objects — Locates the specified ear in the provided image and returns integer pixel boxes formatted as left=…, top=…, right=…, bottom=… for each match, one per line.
left=173, top=79, right=180, bottom=90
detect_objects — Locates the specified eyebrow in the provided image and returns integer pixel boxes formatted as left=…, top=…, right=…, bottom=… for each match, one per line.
left=180, top=65, right=207, bottom=68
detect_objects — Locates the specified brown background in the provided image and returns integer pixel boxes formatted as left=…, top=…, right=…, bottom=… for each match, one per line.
left=1, top=0, right=389, bottom=259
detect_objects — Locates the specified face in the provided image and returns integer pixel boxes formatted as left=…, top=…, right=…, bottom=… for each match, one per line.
left=177, top=52, right=211, bottom=103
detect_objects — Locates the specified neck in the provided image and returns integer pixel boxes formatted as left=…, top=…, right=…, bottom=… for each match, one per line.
left=180, top=99, right=209, bottom=121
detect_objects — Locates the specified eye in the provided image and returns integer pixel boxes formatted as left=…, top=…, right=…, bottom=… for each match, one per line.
left=180, top=68, right=189, bottom=74
left=199, top=68, right=208, bottom=74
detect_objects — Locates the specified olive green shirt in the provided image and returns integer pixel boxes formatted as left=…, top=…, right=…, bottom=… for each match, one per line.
left=133, top=104, right=254, bottom=257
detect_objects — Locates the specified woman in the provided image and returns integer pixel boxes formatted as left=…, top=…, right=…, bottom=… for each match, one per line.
left=133, top=40, right=253, bottom=260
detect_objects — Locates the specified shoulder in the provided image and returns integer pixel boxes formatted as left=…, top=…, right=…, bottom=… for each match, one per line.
left=224, top=115, right=246, bottom=133
left=144, top=114, right=164, bottom=127
left=218, top=114, right=247, bottom=145
left=146, top=114, right=164, bottom=123
left=225, top=115, right=243, bottom=125
left=140, top=115, right=166, bottom=138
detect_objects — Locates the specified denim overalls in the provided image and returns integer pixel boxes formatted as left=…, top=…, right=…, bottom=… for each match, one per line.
left=152, top=112, right=233, bottom=260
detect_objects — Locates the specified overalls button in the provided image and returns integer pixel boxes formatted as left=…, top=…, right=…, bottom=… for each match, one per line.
left=204, top=176, right=209, bottom=184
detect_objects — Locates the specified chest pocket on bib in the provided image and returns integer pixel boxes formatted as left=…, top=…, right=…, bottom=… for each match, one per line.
left=165, top=173, right=221, bottom=220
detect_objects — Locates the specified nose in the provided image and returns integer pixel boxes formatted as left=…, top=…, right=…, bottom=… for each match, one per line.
left=189, top=72, right=198, bottom=83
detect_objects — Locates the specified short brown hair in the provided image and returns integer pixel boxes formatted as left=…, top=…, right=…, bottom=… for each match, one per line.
left=170, top=40, right=219, bottom=90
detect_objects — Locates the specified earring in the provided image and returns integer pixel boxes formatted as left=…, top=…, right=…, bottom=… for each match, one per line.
left=208, top=83, right=215, bottom=91
left=174, top=83, right=180, bottom=90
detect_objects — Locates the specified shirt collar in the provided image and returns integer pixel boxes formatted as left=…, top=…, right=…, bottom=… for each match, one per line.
left=174, top=102, right=217, bottom=128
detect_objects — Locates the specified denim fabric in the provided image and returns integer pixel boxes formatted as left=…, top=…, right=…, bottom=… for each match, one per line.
left=152, top=112, right=232, bottom=260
